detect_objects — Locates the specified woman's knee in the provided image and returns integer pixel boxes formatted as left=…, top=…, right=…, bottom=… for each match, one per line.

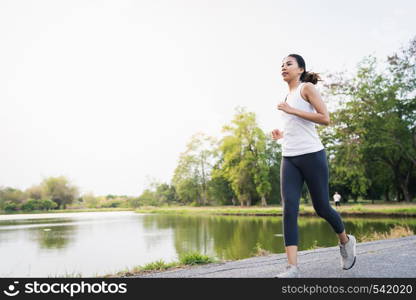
left=315, top=205, right=333, bottom=219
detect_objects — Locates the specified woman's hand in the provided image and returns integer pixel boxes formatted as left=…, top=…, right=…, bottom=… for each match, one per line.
left=277, top=102, right=295, bottom=114
left=271, top=129, right=284, bottom=140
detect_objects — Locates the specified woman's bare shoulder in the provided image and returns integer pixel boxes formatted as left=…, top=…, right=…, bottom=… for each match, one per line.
left=300, top=82, right=316, bottom=102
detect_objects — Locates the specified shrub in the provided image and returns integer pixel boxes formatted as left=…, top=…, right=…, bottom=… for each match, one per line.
left=21, top=201, right=35, bottom=211
left=4, top=201, right=19, bottom=212
left=179, top=252, right=214, bottom=265
left=40, top=199, right=58, bottom=210
left=128, top=198, right=141, bottom=208
left=20, top=199, right=57, bottom=211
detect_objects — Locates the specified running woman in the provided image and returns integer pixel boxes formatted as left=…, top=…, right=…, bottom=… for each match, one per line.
left=271, top=54, right=356, bottom=278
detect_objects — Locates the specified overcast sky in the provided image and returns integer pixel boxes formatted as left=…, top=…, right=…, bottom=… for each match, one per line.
left=1, top=0, right=415, bottom=196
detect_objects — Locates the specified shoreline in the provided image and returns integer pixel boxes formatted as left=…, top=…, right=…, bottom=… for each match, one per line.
left=0, top=208, right=133, bottom=216
left=2, top=204, right=416, bottom=217
left=134, top=204, right=416, bottom=218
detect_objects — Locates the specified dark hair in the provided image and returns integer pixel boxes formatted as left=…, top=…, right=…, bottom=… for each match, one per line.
left=287, top=54, right=322, bottom=85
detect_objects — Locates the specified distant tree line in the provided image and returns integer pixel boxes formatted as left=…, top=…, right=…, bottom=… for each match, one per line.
left=0, top=176, right=77, bottom=212
left=0, top=176, right=141, bottom=212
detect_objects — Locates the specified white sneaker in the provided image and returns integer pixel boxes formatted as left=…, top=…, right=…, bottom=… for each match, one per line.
left=275, top=264, right=300, bottom=278
left=340, top=234, right=357, bottom=270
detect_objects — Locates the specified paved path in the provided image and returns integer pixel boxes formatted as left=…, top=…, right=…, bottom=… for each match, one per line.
left=132, top=235, right=416, bottom=278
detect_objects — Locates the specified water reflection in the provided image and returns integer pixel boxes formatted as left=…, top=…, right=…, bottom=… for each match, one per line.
left=0, top=211, right=415, bottom=277
left=141, top=214, right=416, bottom=260
left=32, top=226, right=76, bottom=249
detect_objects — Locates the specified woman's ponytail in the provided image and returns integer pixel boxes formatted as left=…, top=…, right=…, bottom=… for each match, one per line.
left=301, top=71, right=321, bottom=85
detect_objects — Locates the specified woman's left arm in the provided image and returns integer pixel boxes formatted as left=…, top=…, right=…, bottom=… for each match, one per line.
left=278, top=83, right=330, bottom=125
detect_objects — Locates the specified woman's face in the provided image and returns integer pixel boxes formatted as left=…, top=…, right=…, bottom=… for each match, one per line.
left=281, top=56, right=304, bottom=82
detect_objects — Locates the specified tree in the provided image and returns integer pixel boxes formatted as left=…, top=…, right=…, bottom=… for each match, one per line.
left=207, top=170, right=235, bottom=205
left=82, top=192, right=99, bottom=208
left=26, top=185, right=44, bottom=200
left=172, top=132, right=217, bottom=205
left=216, top=107, right=271, bottom=206
left=264, top=133, right=283, bottom=204
left=0, top=187, right=27, bottom=210
left=154, top=183, right=177, bottom=205
left=322, top=36, right=416, bottom=201
left=40, top=176, right=79, bottom=209
left=252, top=127, right=271, bottom=206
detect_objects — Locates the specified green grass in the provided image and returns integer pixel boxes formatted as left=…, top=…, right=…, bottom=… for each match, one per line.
left=5, top=202, right=414, bottom=217
left=136, top=206, right=284, bottom=216
left=136, top=207, right=276, bottom=215
left=179, top=252, right=214, bottom=265
left=135, top=203, right=416, bottom=217
left=332, top=204, right=416, bottom=216
left=103, top=252, right=216, bottom=277
left=141, top=259, right=178, bottom=271
left=357, top=225, right=415, bottom=242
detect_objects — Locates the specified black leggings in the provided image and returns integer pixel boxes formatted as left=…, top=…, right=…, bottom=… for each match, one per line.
left=280, top=149, right=345, bottom=246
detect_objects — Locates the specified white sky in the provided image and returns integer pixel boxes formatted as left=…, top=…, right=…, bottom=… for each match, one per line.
left=1, top=0, right=415, bottom=196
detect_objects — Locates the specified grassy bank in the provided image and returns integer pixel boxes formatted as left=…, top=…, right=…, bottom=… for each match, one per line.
left=135, top=203, right=416, bottom=217
left=3, top=203, right=415, bottom=217
left=103, top=252, right=215, bottom=278
left=0, top=207, right=133, bottom=215
left=103, top=242, right=275, bottom=278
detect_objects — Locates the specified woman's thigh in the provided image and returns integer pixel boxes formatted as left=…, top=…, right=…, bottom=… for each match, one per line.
left=280, top=157, right=304, bottom=210
left=294, top=150, right=329, bottom=206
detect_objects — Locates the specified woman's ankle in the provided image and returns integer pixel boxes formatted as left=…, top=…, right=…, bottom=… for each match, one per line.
left=340, top=235, right=350, bottom=245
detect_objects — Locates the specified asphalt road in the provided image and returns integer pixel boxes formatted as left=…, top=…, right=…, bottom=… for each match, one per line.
left=131, top=235, right=416, bottom=278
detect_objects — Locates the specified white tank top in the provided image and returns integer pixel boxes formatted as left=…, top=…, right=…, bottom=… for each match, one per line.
left=280, top=82, right=324, bottom=156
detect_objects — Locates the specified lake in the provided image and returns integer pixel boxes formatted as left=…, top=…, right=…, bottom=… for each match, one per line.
left=0, top=211, right=415, bottom=277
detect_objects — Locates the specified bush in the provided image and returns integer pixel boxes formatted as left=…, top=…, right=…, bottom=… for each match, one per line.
left=21, top=201, right=36, bottom=211
left=179, top=252, right=214, bottom=265
left=142, top=260, right=171, bottom=271
left=21, top=199, right=57, bottom=211
left=4, top=201, right=19, bottom=212
left=128, top=198, right=141, bottom=208
left=40, top=199, right=57, bottom=210
left=101, top=199, right=125, bottom=208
